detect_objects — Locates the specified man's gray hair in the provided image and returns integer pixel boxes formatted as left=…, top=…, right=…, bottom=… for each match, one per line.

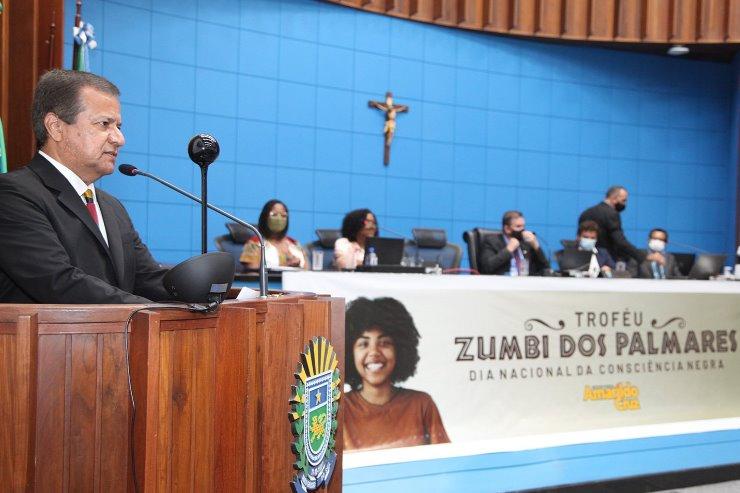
left=32, top=69, right=120, bottom=148
left=605, top=185, right=626, bottom=198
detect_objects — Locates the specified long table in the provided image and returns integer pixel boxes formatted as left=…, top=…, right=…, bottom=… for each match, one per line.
left=283, top=272, right=740, bottom=491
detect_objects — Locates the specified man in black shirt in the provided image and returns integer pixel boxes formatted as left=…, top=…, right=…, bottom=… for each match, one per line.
left=578, top=185, right=658, bottom=266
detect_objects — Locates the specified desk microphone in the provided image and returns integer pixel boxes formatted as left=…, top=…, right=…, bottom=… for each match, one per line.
left=118, top=164, right=267, bottom=298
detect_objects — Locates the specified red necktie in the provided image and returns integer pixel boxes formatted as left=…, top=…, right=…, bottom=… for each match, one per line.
left=83, top=189, right=98, bottom=224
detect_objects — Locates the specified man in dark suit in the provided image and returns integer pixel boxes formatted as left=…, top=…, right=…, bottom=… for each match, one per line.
left=0, top=69, right=170, bottom=303
left=578, top=185, right=658, bottom=266
left=634, top=228, right=683, bottom=279
left=479, top=210, right=549, bottom=276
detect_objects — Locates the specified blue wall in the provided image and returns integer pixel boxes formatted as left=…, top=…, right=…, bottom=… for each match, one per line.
left=64, top=0, right=736, bottom=265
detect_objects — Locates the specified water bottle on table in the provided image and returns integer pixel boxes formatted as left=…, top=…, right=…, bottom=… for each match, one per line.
left=366, top=247, right=378, bottom=267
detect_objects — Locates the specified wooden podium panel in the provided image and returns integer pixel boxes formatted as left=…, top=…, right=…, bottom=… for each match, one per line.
left=0, top=312, right=37, bottom=491
left=0, top=293, right=345, bottom=492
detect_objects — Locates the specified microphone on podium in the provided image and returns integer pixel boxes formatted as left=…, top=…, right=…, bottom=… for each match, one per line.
left=188, top=134, right=220, bottom=255
left=118, top=164, right=268, bottom=298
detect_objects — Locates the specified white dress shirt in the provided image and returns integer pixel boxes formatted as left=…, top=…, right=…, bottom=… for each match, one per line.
left=39, top=151, right=109, bottom=246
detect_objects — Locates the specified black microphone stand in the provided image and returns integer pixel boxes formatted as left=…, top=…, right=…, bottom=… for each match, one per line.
left=121, top=166, right=268, bottom=298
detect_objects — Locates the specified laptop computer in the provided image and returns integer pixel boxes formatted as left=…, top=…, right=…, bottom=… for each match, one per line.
left=557, top=249, right=593, bottom=273
left=363, top=237, right=405, bottom=266
left=687, top=254, right=726, bottom=280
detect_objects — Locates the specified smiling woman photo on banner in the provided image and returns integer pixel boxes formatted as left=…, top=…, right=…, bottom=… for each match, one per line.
left=344, top=297, right=450, bottom=451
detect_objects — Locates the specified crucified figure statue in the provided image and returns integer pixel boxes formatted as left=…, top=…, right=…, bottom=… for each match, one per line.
left=368, top=91, right=408, bottom=165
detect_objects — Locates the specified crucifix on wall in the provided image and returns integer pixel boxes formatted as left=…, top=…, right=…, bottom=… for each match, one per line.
left=368, top=91, right=408, bottom=165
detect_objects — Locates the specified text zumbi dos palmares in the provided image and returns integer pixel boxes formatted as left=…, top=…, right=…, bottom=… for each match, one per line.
left=454, top=310, right=738, bottom=381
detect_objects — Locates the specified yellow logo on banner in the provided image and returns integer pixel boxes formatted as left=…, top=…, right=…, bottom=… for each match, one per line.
left=583, top=382, right=641, bottom=411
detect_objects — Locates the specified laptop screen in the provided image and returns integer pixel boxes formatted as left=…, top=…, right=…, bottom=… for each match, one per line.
left=364, top=237, right=405, bottom=266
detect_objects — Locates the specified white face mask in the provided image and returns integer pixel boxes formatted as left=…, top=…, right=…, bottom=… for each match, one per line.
left=648, top=239, right=666, bottom=252
left=579, top=238, right=597, bottom=251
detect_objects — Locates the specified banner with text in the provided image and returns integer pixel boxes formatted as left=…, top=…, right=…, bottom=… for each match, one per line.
left=283, top=274, right=740, bottom=451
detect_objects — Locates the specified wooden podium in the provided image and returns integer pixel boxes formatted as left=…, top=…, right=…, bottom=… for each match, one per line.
left=0, top=293, right=344, bottom=492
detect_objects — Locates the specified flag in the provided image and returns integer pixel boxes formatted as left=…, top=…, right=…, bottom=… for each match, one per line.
left=0, top=117, right=7, bottom=174
left=72, top=21, right=97, bottom=72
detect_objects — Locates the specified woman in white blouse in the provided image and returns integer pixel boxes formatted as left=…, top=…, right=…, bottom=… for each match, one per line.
left=334, top=208, right=378, bottom=269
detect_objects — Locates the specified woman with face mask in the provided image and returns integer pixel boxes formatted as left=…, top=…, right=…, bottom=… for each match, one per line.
left=239, top=199, right=306, bottom=269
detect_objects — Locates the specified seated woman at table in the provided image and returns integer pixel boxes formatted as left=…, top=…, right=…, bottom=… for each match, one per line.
left=240, top=199, right=306, bottom=269
left=344, top=297, right=450, bottom=451
left=334, top=208, right=377, bottom=269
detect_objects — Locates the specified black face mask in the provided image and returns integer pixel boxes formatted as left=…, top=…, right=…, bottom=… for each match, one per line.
left=615, top=203, right=626, bottom=212
left=510, top=230, right=524, bottom=241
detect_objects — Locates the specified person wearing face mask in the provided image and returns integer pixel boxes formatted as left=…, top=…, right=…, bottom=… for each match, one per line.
left=239, top=199, right=305, bottom=269
left=479, top=210, right=550, bottom=276
left=633, top=228, right=682, bottom=279
left=575, top=220, right=615, bottom=277
left=578, top=185, right=655, bottom=266
left=334, top=208, right=378, bottom=269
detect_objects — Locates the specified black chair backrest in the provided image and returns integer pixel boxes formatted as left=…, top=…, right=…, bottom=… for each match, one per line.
left=412, top=228, right=447, bottom=248
left=672, top=253, right=696, bottom=276
left=225, top=222, right=253, bottom=244
left=462, top=227, right=501, bottom=272
left=408, top=228, right=462, bottom=269
left=560, top=239, right=577, bottom=249
left=214, top=222, right=255, bottom=273
left=315, top=229, right=341, bottom=248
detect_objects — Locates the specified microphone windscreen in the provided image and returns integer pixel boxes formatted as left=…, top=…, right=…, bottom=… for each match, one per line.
left=187, top=134, right=220, bottom=166
left=118, top=164, right=138, bottom=176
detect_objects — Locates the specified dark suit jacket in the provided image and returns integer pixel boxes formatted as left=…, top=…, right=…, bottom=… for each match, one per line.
left=0, top=154, right=170, bottom=303
left=578, top=202, right=645, bottom=263
left=479, top=232, right=549, bottom=276
left=635, top=253, right=683, bottom=279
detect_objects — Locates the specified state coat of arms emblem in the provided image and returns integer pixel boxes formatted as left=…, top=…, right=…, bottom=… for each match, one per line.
left=290, top=337, right=341, bottom=493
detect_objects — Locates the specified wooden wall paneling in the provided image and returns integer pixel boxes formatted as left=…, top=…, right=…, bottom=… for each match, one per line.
left=589, top=0, right=617, bottom=40
left=361, top=0, right=394, bottom=13
left=3, top=0, right=64, bottom=172
left=436, top=0, right=465, bottom=25
left=68, top=334, right=98, bottom=491
left=511, top=0, right=538, bottom=34
left=729, top=0, right=740, bottom=41
left=169, top=328, right=195, bottom=491
left=537, top=0, right=564, bottom=37
left=645, top=0, right=672, bottom=41
left=99, top=333, right=128, bottom=492
left=257, top=302, right=306, bottom=492
left=485, top=0, right=513, bottom=31
left=698, top=0, right=728, bottom=42
left=616, top=0, right=645, bottom=41
left=192, top=327, right=215, bottom=491
left=34, top=333, right=67, bottom=491
left=388, top=0, right=419, bottom=16
left=412, top=0, right=437, bottom=21
left=562, top=0, right=590, bottom=38
left=130, top=311, right=161, bottom=492
left=671, top=0, right=699, bottom=42
left=460, top=0, right=485, bottom=29
left=214, top=306, right=254, bottom=491
left=0, top=314, right=38, bottom=491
